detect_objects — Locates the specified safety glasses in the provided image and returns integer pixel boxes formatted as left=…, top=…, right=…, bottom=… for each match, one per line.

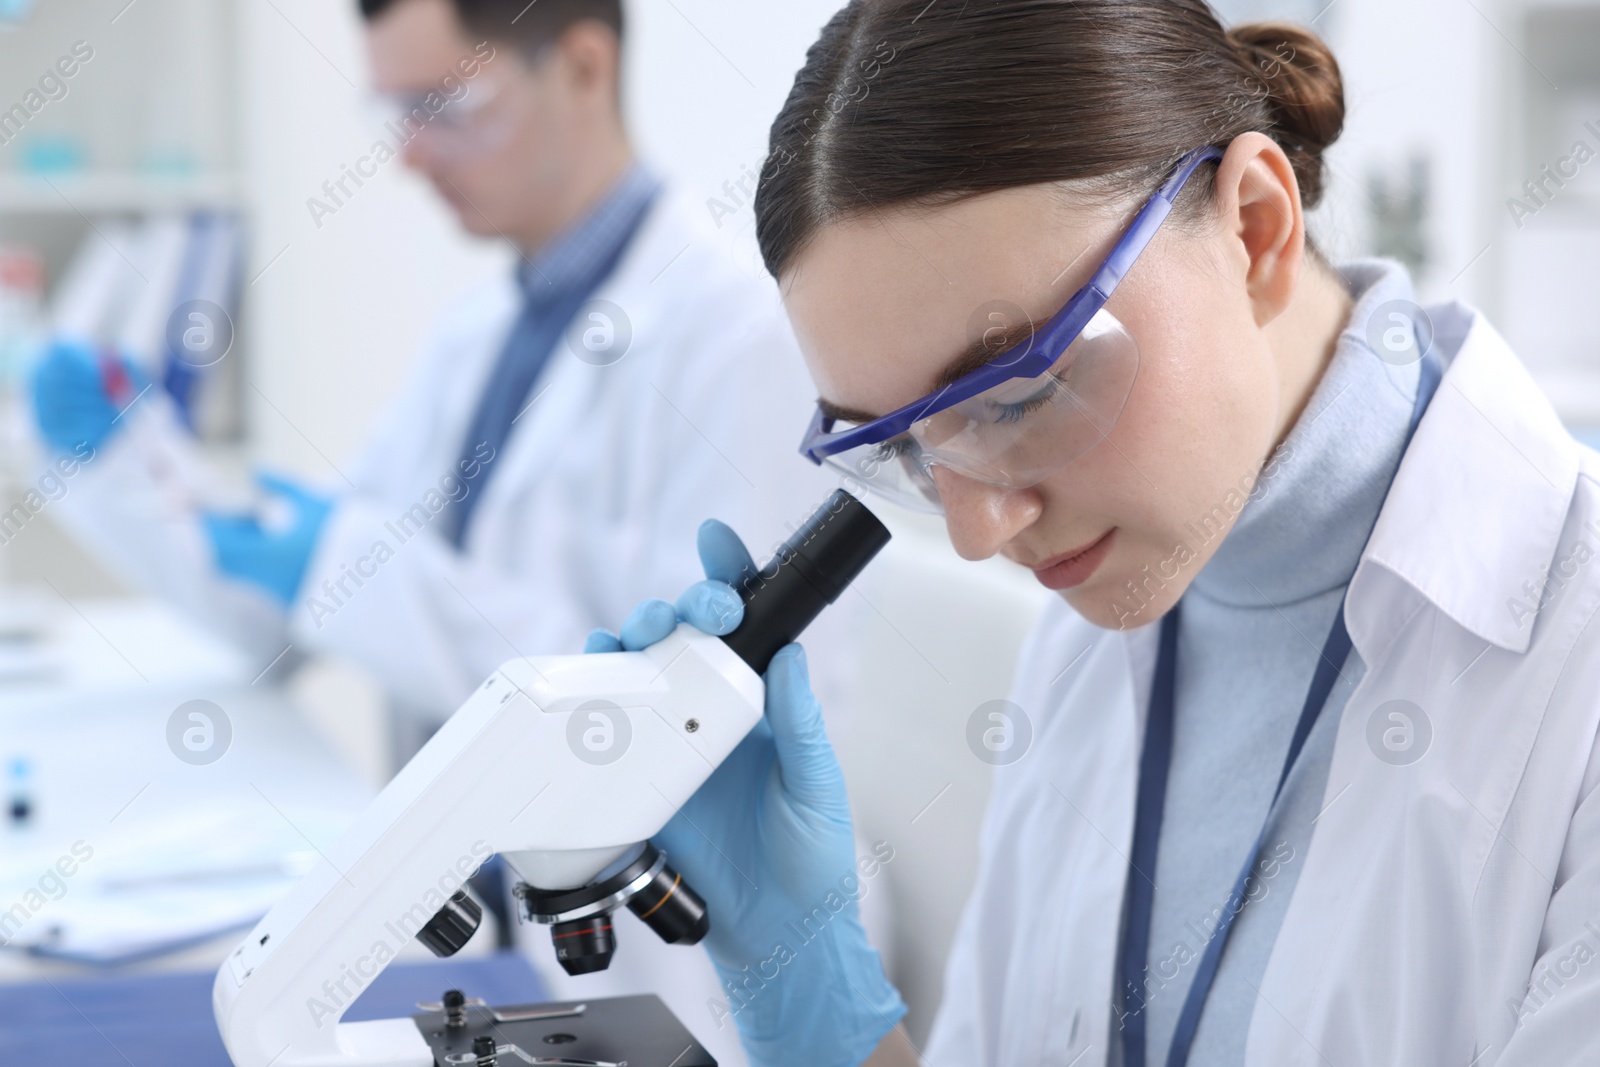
left=375, top=47, right=553, bottom=163
left=799, top=145, right=1225, bottom=513
left=376, top=77, right=515, bottom=161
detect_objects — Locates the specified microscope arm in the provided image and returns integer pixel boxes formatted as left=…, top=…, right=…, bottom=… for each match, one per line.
left=213, top=623, right=763, bottom=1067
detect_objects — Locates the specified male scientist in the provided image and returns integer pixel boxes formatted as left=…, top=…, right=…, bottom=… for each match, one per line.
left=30, top=1, right=847, bottom=1059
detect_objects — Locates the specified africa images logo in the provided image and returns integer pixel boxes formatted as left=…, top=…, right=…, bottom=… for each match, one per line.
left=167, top=699, right=232, bottom=766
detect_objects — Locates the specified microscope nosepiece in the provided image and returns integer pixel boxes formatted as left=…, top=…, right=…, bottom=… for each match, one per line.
left=518, top=844, right=710, bottom=976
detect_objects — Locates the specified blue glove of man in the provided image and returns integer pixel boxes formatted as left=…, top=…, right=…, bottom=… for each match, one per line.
left=585, top=519, right=906, bottom=1067
left=31, top=340, right=148, bottom=453
left=201, top=472, right=333, bottom=608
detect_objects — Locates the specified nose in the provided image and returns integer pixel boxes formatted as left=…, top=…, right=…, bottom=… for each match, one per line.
left=931, top=466, right=1042, bottom=561
left=400, top=130, right=442, bottom=173
left=401, top=138, right=428, bottom=171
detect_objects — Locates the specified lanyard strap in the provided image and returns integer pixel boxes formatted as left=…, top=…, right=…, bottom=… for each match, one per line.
left=1119, top=345, right=1443, bottom=1067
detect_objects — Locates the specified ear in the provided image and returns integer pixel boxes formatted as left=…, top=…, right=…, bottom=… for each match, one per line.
left=554, top=20, right=621, bottom=104
left=1211, top=132, right=1306, bottom=328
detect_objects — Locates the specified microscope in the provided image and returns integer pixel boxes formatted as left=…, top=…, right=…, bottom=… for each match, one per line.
left=212, top=491, right=891, bottom=1067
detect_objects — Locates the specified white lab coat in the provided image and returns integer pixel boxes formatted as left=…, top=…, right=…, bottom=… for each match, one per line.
left=52, top=186, right=852, bottom=714
left=47, top=186, right=861, bottom=1067
left=284, top=188, right=854, bottom=720
left=927, top=300, right=1600, bottom=1066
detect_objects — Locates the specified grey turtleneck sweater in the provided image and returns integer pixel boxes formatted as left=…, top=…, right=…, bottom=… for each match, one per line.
left=1112, top=259, right=1427, bottom=1066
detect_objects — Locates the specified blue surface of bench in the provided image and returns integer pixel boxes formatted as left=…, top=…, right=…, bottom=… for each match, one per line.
left=0, top=952, right=545, bottom=1066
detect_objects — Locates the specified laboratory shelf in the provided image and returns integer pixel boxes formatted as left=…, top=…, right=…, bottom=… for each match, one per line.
left=0, top=171, right=245, bottom=214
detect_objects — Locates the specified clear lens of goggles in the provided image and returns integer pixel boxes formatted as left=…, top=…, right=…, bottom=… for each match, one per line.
left=823, top=308, right=1140, bottom=513
left=375, top=81, right=515, bottom=161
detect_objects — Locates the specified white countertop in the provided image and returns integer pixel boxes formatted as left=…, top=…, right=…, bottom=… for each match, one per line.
left=0, top=596, right=375, bottom=981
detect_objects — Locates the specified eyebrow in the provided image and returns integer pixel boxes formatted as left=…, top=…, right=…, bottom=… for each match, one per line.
left=815, top=317, right=1042, bottom=425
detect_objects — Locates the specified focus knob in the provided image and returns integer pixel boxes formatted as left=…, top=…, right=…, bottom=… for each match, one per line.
left=417, top=890, right=482, bottom=957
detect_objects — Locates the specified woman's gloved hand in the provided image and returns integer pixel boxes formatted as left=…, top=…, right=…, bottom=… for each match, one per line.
left=200, top=472, right=333, bottom=608
left=584, top=519, right=906, bottom=1067
left=31, top=340, right=148, bottom=453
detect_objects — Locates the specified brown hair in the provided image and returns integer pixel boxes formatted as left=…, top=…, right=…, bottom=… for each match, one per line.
left=359, top=0, right=623, bottom=54
left=754, top=0, right=1344, bottom=278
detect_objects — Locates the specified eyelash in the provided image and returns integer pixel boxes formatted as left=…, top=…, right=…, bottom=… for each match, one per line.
left=993, top=373, right=1067, bottom=424
left=858, top=369, right=1070, bottom=462
left=871, top=436, right=916, bottom=462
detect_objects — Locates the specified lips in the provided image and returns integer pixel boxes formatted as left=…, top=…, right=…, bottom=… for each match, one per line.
left=1030, top=529, right=1116, bottom=591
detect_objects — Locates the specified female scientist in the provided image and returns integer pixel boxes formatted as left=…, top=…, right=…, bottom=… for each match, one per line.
left=592, top=1, right=1600, bottom=1064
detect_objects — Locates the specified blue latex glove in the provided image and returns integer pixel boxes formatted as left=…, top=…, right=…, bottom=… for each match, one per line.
left=31, top=340, right=148, bottom=453
left=201, top=472, right=333, bottom=608
left=585, top=519, right=906, bottom=1067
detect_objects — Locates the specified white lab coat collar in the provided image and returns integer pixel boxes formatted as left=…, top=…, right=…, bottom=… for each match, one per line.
left=1347, top=301, right=1581, bottom=658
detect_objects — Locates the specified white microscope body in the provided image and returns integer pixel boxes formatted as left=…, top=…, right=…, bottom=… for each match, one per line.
left=212, top=491, right=888, bottom=1067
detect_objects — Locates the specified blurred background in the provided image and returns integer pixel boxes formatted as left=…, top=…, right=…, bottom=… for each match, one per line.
left=0, top=0, right=1595, bottom=1059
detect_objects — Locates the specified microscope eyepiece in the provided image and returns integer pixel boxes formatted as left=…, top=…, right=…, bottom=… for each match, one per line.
left=720, top=490, right=891, bottom=674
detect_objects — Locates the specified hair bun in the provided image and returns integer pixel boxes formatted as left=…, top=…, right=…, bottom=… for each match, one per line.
left=1226, top=21, right=1345, bottom=207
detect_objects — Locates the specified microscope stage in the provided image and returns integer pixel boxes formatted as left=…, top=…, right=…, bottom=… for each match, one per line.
left=412, top=992, right=716, bottom=1066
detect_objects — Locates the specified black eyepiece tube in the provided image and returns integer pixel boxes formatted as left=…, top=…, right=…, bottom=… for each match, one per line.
left=720, top=490, right=892, bottom=674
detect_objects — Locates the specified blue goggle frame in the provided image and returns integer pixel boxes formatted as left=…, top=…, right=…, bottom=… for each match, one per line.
left=799, top=145, right=1225, bottom=465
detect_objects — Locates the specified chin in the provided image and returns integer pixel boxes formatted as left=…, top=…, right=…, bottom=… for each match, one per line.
left=429, top=180, right=501, bottom=236
left=1062, top=570, right=1181, bottom=632
left=453, top=210, right=501, bottom=238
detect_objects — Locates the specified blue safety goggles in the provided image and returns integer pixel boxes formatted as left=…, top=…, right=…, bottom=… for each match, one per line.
left=799, top=145, right=1225, bottom=513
